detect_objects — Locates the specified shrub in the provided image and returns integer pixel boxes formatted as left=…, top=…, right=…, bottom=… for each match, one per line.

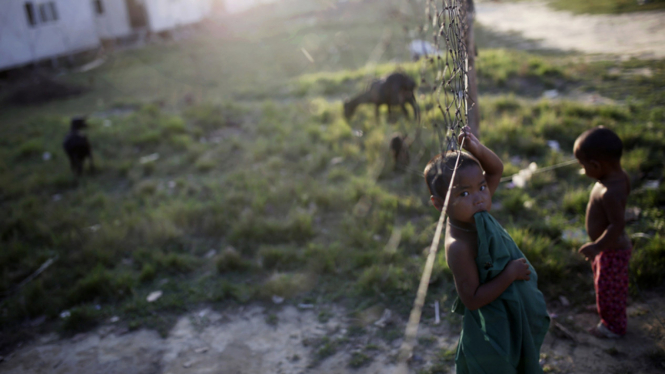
left=184, top=103, right=234, bottom=132
left=169, top=134, right=193, bottom=149
left=60, top=305, right=100, bottom=334
left=15, top=139, right=43, bottom=159
left=139, top=263, right=157, bottom=283
left=216, top=247, right=251, bottom=273
left=304, top=243, right=339, bottom=274
left=484, top=115, right=547, bottom=157
left=498, top=189, right=530, bottom=216
left=258, top=245, right=303, bottom=271
left=195, top=154, right=216, bottom=172
left=68, top=266, right=135, bottom=305
left=22, top=279, right=49, bottom=318
left=131, top=129, right=162, bottom=146
left=356, top=264, right=414, bottom=296
left=349, top=352, right=372, bottom=368
left=230, top=210, right=314, bottom=246
left=429, top=251, right=453, bottom=284
left=160, top=116, right=186, bottom=134
left=493, top=95, right=521, bottom=113
left=259, top=272, right=312, bottom=299
left=510, top=229, right=553, bottom=265
left=161, top=253, right=198, bottom=274
left=563, top=188, right=588, bottom=215
left=631, top=235, right=665, bottom=289
left=134, top=180, right=158, bottom=196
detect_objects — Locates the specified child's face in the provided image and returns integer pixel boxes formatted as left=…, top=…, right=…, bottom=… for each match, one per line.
left=446, top=164, right=491, bottom=223
left=573, top=146, right=602, bottom=179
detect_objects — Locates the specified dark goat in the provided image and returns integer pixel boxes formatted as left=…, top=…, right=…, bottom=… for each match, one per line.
left=344, top=72, right=420, bottom=123
left=63, top=117, right=94, bottom=176
left=389, top=133, right=411, bottom=171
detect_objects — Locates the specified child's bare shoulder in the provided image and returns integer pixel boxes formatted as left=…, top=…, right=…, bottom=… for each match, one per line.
left=445, top=233, right=477, bottom=261
left=445, top=234, right=479, bottom=281
left=601, top=173, right=630, bottom=201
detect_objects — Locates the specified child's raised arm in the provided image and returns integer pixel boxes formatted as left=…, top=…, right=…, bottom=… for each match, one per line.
left=457, top=126, right=503, bottom=196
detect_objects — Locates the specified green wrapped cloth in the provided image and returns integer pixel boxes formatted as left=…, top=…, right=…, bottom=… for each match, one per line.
left=452, top=211, right=550, bottom=374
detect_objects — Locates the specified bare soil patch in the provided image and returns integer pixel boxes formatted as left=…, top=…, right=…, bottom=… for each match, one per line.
left=1, top=294, right=664, bottom=373
left=476, top=1, right=665, bottom=58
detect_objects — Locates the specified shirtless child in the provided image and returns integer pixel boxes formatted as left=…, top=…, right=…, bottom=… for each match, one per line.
left=573, top=126, right=631, bottom=339
left=425, top=127, right=549, bottom=373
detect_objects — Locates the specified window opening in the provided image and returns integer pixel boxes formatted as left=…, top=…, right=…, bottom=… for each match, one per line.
left=49, top=2, right=58, bottom=20
left=94, top=0, right=104, bottom=15
left=24, top=2, right=37, bottom=26
left=38, top=3, right=48, bottom=23
left=36, top=2, right=58, bottom=24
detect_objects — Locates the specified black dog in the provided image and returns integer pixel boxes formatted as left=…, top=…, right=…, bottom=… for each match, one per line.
left=63, top=117, right=94, bottom=176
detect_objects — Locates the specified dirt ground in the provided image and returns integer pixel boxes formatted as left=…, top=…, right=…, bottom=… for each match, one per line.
left=1, top=293, right=664, bottom=374
left=0, top=304, right=456, bottom=374
left=475, top=1, right=665, bottom=58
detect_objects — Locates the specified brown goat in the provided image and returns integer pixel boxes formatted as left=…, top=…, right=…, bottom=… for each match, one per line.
left=344, top=72, right=420, bottom=123
left=63, top=117, right=94, bottom=176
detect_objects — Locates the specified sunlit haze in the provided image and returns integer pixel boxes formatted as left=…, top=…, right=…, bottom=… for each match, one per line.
left=224, top=0, right=279, bottom=13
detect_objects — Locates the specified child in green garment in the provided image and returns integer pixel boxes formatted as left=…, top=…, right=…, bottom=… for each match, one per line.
left=424, top=126, right=550, bottom=374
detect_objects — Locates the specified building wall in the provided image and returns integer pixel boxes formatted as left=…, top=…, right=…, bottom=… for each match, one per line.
left=144, top=0, right=211, bottom=33
left=94, top=0, right=132, bottom=39
left=0, top=0, right=100, bottom=70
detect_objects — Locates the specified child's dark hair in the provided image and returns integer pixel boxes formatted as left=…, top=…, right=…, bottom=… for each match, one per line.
left=424, top=151, right=481, bottom=198
left=576, top=126, right=623, bottom=162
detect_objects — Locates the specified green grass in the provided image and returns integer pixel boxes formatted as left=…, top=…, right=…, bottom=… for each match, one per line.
left=549, top=0, right=665, bottom=14
left=349, top=351, right=373, bottom=368
left=418, top=347, right=456, bottom=374
left=0, top=0, right=664, bottom=357
left=631, top=234, right=665, bottom=290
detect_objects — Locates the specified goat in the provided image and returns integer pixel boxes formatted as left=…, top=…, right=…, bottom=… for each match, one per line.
left=63, top=117, right=94, bottom=176
left=344, top=72, right=420, bottom=123
left=389, top=133, right=411, bottom=171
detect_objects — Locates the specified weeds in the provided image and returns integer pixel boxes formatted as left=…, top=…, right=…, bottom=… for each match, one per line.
left=216, top=247, right=252, bottom=273
left=349, top=351, right=372, bottom=368
left=0, top=3, right=663, bottom=352
left=308, top=336, right=344, bottom=366
left=550, top=0, right=665, bottom=14
left=60, top=305, right=101, bottom=334
left=68, top=265, right=135, bottom=305
left=631, top=235, right=665, bottom=289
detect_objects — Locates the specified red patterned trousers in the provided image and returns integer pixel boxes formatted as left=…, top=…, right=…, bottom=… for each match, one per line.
left=592, top=247, right=632, bottom=336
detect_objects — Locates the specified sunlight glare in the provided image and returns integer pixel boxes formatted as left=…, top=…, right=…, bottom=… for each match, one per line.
left=224, top=0, right=279, bottom=14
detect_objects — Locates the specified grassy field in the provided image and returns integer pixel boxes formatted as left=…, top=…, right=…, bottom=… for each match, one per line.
left=548, top=0, right=665, bottom=14
left=0, top=0, right=664, bottom=360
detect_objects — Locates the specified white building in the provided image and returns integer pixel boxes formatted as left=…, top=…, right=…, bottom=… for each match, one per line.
left=92, top=0, right=212, bottom=38
left=92, top=0, right=133, bottom=39
left=0, top=0, right=101, bottom=70
left=143, top=0, right=212, bottom=33
left=0, top=0, right=213, bottom=71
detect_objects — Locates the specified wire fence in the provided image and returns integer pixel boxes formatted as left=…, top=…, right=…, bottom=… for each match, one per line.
left=394, top=1, right=473, bottom=371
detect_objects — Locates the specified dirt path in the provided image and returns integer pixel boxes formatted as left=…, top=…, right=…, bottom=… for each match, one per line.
left=1, top=294, right=663, bottom=374
left=541, top=291, right=665, bottom=373
left=476, top=1, right=665, bottom=58
left=0, top=304, right=457, bottom=374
